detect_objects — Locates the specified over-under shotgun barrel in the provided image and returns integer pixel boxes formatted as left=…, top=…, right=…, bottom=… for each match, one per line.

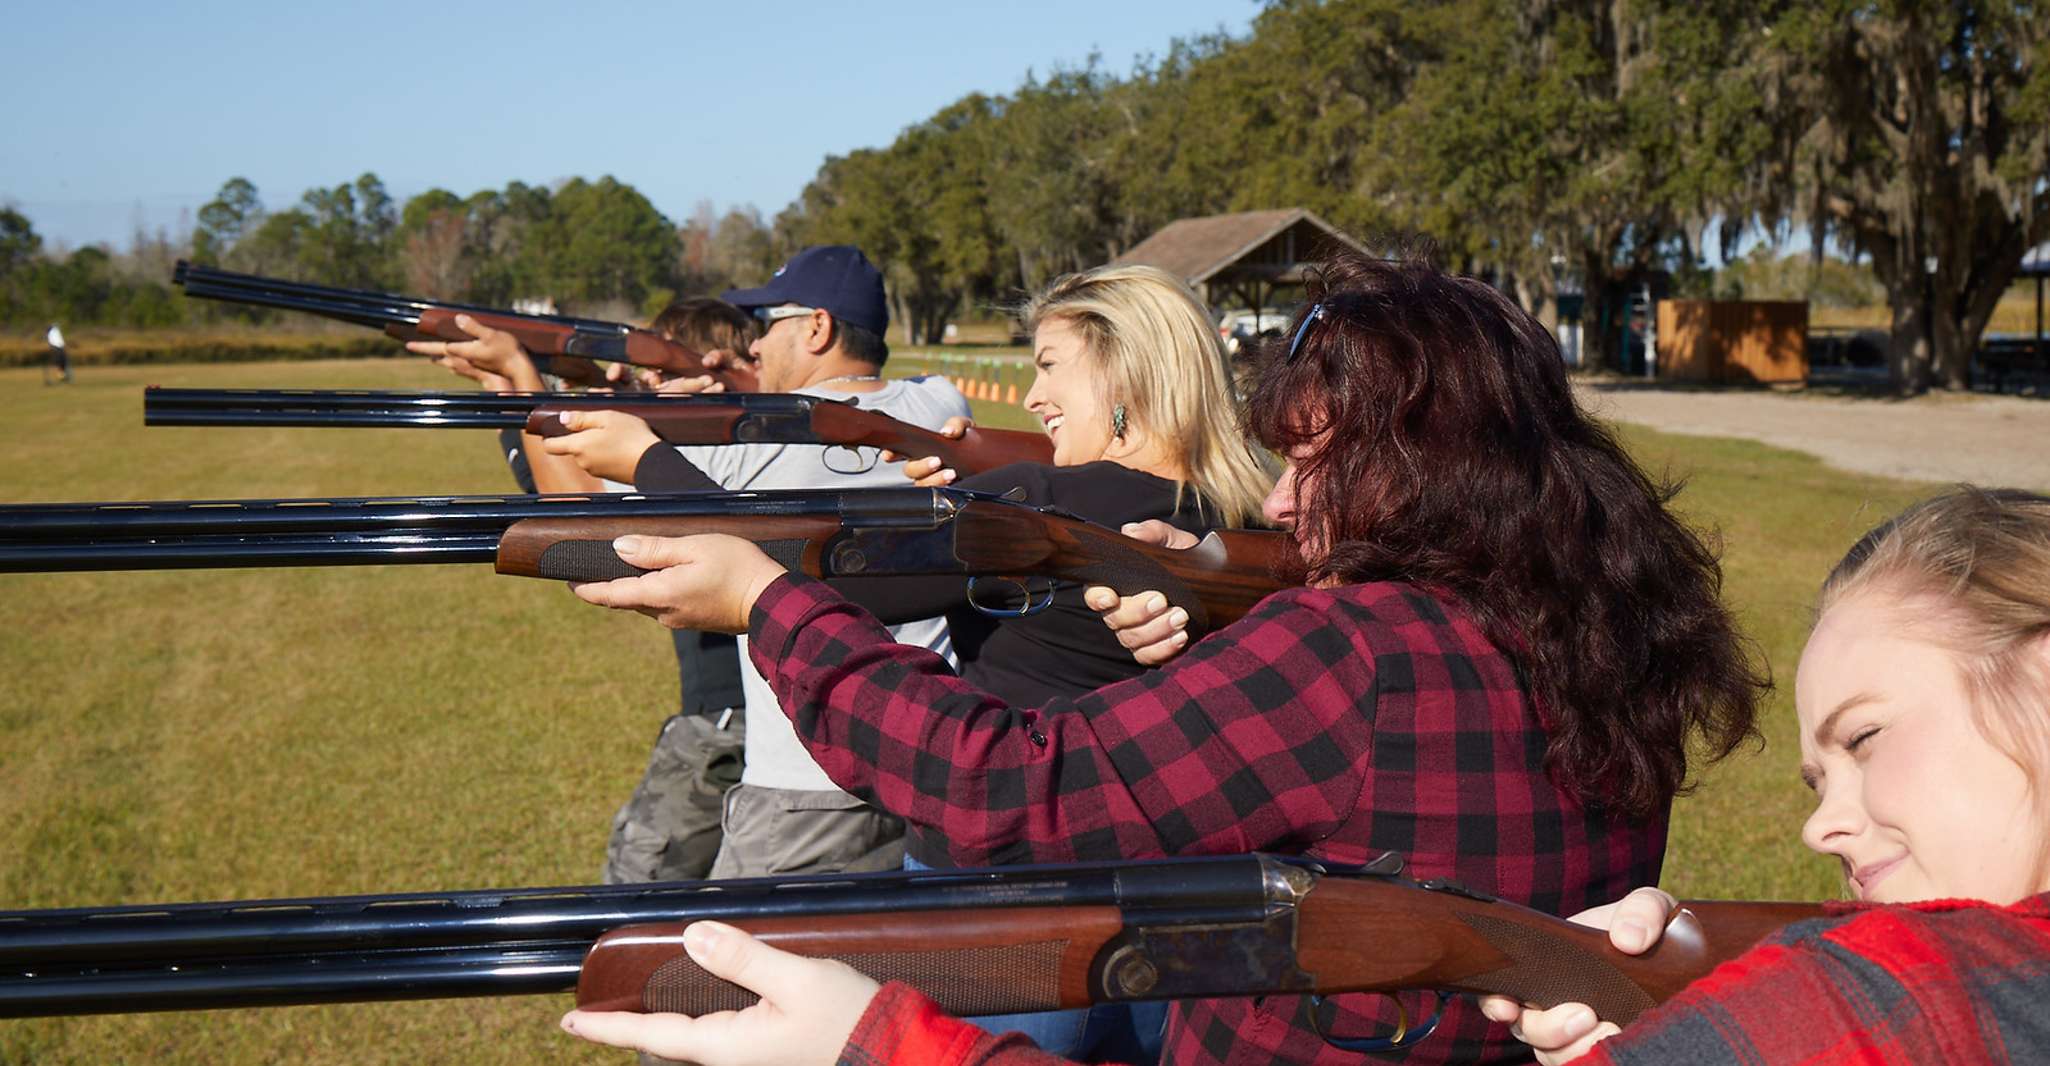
left=0, top=487, right=1285, bottom=629
left=171, top=262, right=749, bottom=387
left=174, top=262, right=639, bottom=334
left=0, top=854, right=1820, bottom=1022
left=141, top=388, right=1055, bottom=473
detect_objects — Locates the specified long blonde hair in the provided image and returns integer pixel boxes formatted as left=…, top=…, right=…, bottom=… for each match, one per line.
left=1018, top=265, right=1272, bottom=526
left=1821, top=486, right=2050, bottom=877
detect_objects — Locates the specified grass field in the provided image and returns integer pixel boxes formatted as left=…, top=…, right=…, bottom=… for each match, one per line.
left=1810, top=287, right=2043, bottom=335
left=0, top=358, right=1932, bottom=1062
left=0, top=326, right=397, bottom=368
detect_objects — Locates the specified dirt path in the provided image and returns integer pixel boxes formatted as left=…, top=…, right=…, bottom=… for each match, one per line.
left=1575, top=383, right=2050, bottom=491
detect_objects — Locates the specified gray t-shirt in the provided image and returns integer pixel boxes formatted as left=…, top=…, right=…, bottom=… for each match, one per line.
left=672, top=376, right=970, bottom=791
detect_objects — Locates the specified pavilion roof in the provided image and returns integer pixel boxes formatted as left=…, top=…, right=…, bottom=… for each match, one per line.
left=1113, top=208, right=1367, bottom=285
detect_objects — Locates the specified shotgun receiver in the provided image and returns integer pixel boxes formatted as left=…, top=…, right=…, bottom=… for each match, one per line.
left=0, top=487, right=1282, bottom=633
left=142, top=388, right=1053, bottom=475
left=0, top=853, right=1818, bottom=1028
left=170, top=261, right=753, bottom=390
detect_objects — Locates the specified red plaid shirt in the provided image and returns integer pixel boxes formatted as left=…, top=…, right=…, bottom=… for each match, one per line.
left=751, top=574, right=1668, bottom=1064
left=840, top=982, right=1066, bottom=1066
left=1577, top=893, right=2050, bottom=1065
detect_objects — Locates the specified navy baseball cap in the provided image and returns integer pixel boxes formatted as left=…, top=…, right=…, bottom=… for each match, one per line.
left=722, top=245, right=889, bottom=336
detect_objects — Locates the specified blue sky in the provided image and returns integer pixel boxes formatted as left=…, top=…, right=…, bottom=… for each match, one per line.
left=2, top=0, right=1260, bottom=250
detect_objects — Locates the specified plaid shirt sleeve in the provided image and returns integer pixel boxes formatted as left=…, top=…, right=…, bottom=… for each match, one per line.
left=747, top=573, right=1386, bottom=865
left=837, top=982, right=1069, bottom=1066
left=1575, top=893, right=2050, bottom=1065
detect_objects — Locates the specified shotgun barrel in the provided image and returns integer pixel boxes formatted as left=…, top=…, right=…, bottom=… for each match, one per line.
left=0, top=487, right=1287, bottom=630
left=172, top=262, right=643, bottom=335
left=0, top=853, right=1821, bottom=1021
left=140, top=388, right=1056, bottom=474
left=171, top=262, right=746, bottom=386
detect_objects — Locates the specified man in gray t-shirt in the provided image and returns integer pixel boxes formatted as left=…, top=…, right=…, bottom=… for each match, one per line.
left=652, top=246, right=967, bottom=879
left=670, top=376, right=965, bottom=878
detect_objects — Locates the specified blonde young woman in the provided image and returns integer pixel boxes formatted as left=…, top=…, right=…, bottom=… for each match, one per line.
left=1490, top=486, right=2050, bottom=1064
left=863, top=263, right=1272, bottom=707
left=873, top=264, right=1271, bottom=1061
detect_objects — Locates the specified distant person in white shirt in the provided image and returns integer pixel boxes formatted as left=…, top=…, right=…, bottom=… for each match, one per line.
left=43, top=324, right=71, bottom=385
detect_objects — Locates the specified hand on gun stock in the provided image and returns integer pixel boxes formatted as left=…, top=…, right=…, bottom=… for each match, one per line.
left=651, top=349, right=760, bottom=395
left=1084, top=520, right=1202, bottom=666
left=1478, top=886, right=1688, bottom=1065
left=880, top=415, right=974, bottom=486
left=571, top=534, right=789, bottom=634
left=406, top=314, right=547, bottom=393
left=537, top=409, right=665, bottom=484
left=561, top=921, right=875, bottom=1066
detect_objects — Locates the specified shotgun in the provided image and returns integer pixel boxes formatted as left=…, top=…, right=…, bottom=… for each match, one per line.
left=142, top=388, right=1053, bottom=475
left=0, top=852, right=1818, bottom=1029
left=0, top=487, right=1283, bottom=633
left=171, top=261, right=753, bottom=390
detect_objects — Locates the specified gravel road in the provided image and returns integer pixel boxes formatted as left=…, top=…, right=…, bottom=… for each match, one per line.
left=1575, top=383, right=2050, bottom=492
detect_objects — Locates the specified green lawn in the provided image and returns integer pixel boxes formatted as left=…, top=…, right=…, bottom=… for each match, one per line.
left=0, top=358, right=1930, bottom=1062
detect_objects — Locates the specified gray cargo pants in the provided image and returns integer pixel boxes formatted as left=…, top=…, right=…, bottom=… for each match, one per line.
left=708, top=783, right=906, bottom=878
left=602, top=710, right=746, bottom=885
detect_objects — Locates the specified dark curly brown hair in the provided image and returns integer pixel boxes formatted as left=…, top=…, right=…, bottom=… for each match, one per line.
left=1244, top=251, right=1766, bottom=818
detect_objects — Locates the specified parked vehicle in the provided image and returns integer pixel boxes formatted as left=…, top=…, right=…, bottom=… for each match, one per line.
left=1217, top=309, right=1290, bottom=356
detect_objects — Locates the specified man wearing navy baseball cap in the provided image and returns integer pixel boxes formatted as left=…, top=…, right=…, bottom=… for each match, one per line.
left=606, top=245, right=968, bottom=883
left=719, top=245, right=895, bottom=391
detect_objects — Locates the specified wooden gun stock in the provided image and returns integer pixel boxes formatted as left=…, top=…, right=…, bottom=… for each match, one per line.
left=579, top=907, right=1124, bottom=1017
left=382, top=315, right=608, bottom=388
left=524, top=403, right=748, bottom=446
left=1291, top=883, right=1819, bottom=1025
left=952, top=502, right=1289, bottom=632
left=806, top=403, right=1052, bottom=471
left=496, top=513, right=846, bottom=582
left=577, top=875, right=1819, bottom=1024
left=522, top=400, right=1051, bottom=476
left=408, top=308, right=753, bottom=391
left=491, top=501, right=1289, bottom=630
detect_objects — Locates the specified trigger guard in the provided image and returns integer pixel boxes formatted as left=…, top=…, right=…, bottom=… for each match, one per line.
left=966, top=576, right=1057, bottom=618
left=823, top=445, right=878, bottom=475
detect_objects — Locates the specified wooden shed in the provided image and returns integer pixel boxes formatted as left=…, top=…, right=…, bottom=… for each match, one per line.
left=1656, top=300, right=1809, bottom=384
left=1111, top=208, right=1369, bottom=313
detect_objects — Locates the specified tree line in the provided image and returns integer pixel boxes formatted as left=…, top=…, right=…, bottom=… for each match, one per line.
left=768, top=0, right=2045, bottom=392
left=4, top=0, right=2044, bottom=392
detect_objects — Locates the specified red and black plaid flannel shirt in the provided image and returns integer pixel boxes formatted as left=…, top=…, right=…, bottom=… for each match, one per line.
left=751, top=574, right=1668, bottom=1065
left=1579, top=892, right=2050, bottom=1065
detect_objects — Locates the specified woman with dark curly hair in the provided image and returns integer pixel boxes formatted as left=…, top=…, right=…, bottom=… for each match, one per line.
left=557, top=251, right=1768, bottom=1066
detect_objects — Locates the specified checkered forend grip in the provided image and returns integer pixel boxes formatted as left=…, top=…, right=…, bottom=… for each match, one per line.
left=574, top=909, right=1127, bottom=1016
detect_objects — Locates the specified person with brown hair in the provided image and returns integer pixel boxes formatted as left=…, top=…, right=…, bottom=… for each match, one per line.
left=1488, top=486, right=2050, bottom=1065
left=557, top=251, right=1767, bottom=1064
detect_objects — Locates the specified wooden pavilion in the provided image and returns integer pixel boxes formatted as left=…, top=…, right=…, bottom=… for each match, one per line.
left=1111, top=208, right=1369, bottom=313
